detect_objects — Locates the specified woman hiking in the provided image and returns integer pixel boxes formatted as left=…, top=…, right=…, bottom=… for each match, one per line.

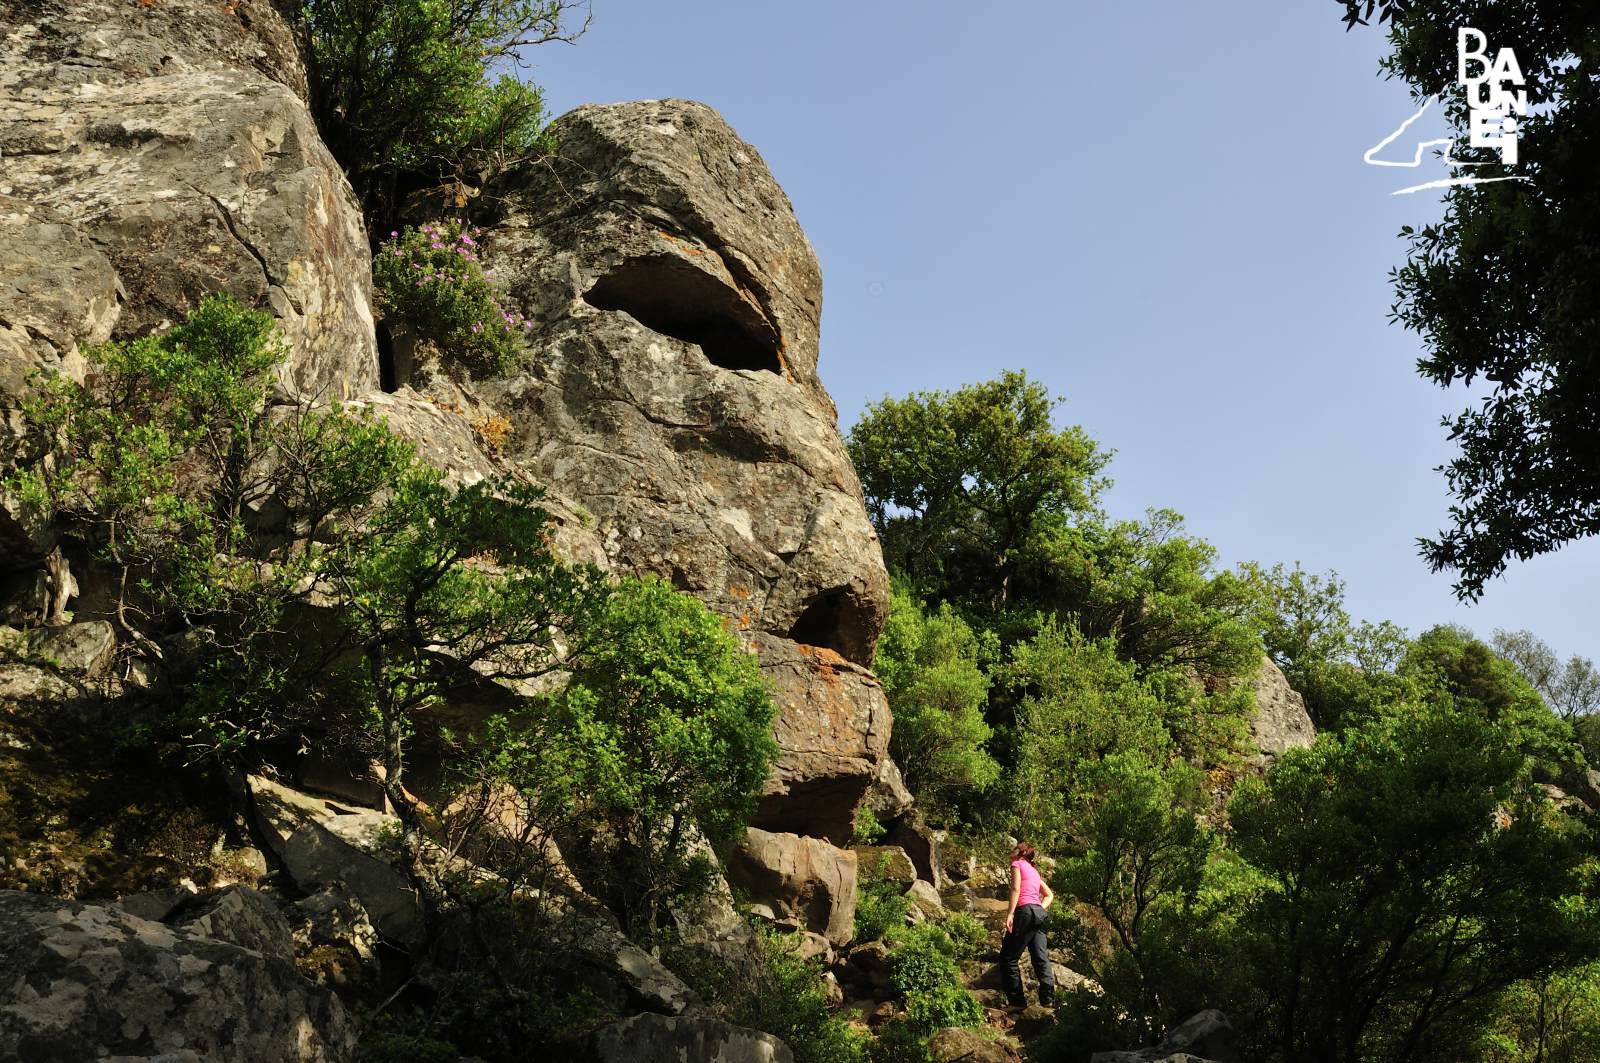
left=1001, top=840, right=1055, bottom=1009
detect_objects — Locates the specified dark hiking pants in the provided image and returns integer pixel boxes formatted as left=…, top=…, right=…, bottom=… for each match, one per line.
left=1000, top=902, right=1053, bottom=1006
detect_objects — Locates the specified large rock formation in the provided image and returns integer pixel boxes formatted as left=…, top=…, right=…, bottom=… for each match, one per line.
left=0, top=889, right=356, bottom=1062
left=364, top=101, right=898, bottom=855
left=455, top=101, right=894, bottom=846
left=1, top=0, right=898, bottom=1045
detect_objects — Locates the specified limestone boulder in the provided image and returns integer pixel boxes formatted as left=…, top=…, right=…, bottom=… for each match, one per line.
left=0, top=889, right=354, bottom=1062
left=726, top=827, right=858, bottom=946
left=1246, top=656, right=1315, bottom=769
left=592, top=1014, right=793, bottom=1063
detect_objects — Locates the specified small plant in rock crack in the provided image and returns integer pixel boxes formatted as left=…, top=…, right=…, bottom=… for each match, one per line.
left=374, top=220, right=531, bottom=378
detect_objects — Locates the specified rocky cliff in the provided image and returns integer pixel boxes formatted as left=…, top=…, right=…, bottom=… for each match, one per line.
left=1, top=0, right=898, bottom=1055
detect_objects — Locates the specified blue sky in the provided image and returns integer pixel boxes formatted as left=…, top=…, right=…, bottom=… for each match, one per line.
left=526, top=1, right=1600, bottom=660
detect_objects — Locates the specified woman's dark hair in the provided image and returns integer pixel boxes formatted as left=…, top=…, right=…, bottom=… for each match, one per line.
left=1011, top=841, right=1037, bottom=863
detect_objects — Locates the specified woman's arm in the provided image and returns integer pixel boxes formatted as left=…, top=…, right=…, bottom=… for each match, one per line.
left=1039, top=875, right=1055, bottom=910
left=1004, top=865, right=1021, bottom=932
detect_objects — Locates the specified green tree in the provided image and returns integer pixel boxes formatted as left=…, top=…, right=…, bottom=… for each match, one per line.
left=1401, top=625, right=1574, bottom=765
left=1491, top=629, right=1600, bottom=721
left=1229, top=702, right=1599, bottom=1062
left=1052, top=509, right=1263, bottom=683
left=1060, top=753, right=1214, bottom=1035
left=1240, top=561, right=1410, bottom=729
left=299, top=0, right=588, bottom=223
left=873, top=588, right=999, bottom=816
left=847, top=370, right=1108, bottom=610
left=552, top=576, right=778, bottom=934
left=1000, top=621, right=1176, bottom=849
left=1338, top=1, right=1600, bottom=598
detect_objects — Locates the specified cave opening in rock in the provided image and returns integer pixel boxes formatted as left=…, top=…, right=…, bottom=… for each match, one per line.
left=582, top=255, right=782, bottom=374
left=788, top=588, right=874, bottom=664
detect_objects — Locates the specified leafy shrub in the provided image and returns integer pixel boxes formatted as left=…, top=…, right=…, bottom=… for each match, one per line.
left=355, top=1031, right=460, bottom=1063
left=855, top=860, right=912, bottom=943
left=939, top=911, right=986, bottom=960
left=906, top=982, right=986, bottom=1030
left=553, top=576, right=778, bottom=935
left=889, top=923, right=964, bottom=998
left=874, top=588, right=1000, bottom=817
left=673, top=926, right=867, bottom=1063
left=374, top=220, right=528, bottom=377
left=852, top=804, right=887, bottom=845
left=882, top=923, right=985, bottom=1049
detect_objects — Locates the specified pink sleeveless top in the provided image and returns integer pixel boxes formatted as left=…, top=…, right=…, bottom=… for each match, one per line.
left=1012, top=859, right=1042, bottom=907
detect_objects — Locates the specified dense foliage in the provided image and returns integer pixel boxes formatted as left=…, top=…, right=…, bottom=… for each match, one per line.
left=299, top=0, right=586, bottom=224
left=8, top=298, right=777, bottom=961
left=851, top=370, right=1600, bottom=1062
left=1338, top=1, right=1600, bottom=598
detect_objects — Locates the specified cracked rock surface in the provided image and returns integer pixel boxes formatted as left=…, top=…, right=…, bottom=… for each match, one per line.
left=0, top=0, right=377, bottom=407
left=0, top=889, right=356, bottom=1062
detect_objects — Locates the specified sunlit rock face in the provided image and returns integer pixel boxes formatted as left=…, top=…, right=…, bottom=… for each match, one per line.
left=465, top=99, right=894, bottom=841
left=0, top=0, right=378, bottom=412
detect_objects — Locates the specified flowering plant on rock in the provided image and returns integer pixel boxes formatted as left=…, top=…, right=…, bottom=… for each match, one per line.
left=374, top=219, right=531, bottom=377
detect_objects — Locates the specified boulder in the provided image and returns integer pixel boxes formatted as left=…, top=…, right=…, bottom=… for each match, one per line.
left=1090, top=1009, right=1237, bottom=1063
left=887, top=814, right=944, bottom=887
left=169, top=885, right=295, bottom=964
left=0, top=889, right=354, bottom=1061
left=751, top=635, right=893, bottom=841
left=562, top=910, right=701, bottom=1016
left=929, top=1026, right=1021, bottom=1063
left=289, top=885, right=380, bottom=990
left=938, top=836, right=977, bottom=883
left=905, top=879, right=944, bottom=918
left=28, top=621, right=115, bottom=676
left=854, top=844, right=918, bottom=888
left=1246, top=657, right=1315, bottom=769
left=863, top=755, right=915, bottom=821
left=592, top=1014, right=793, bottom=1063
left=118, top=884, right=199, bottom=923
left=726, top=827, right=858, bottom=945
left=281, top=813, right=423, bottom=946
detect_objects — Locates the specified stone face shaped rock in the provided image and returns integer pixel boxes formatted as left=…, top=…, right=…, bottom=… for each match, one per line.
left=0, top=889, right=355, bottom=1062
left=592, top=1014, right=794, bottom=1063
left=1246, top=656, right=1315, bottom=769
left=475, top=99, right=889, bottom=670
left=726, top=827, right=858, bottom=946
left=0, top=0, right=377, bottom=408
